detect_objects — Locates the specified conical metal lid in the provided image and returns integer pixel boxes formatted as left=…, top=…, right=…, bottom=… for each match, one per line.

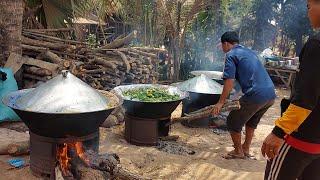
left=174, top=74, right=223, bottom=94
left=15, top=71, right=110, bottom=113
left=191, top=71, right=223, bottom=80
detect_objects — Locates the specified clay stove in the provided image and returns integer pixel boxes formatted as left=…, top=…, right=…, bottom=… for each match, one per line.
left=29, top=131, right=99, bottom=178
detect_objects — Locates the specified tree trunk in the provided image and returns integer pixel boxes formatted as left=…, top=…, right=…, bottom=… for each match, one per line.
left=172, top=2, right=182, bottom=81
left=252, top=1, right=268, bottom=51
left=211, top=0, right=224, bottom=62
left=0, top=0, right=25, bottom=66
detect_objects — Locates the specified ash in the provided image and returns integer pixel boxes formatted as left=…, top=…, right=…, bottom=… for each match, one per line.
left=157, top=141, right=196, bottom=156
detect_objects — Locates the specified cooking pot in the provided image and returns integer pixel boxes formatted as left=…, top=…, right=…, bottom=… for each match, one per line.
left=113, top=84, right=188, bottom=119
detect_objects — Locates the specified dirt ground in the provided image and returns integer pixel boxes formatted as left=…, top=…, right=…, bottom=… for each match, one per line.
left=0, top=88, right=290, bottom=180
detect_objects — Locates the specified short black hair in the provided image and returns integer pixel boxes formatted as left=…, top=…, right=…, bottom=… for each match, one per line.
left=221, top=31, right=240, bottom=44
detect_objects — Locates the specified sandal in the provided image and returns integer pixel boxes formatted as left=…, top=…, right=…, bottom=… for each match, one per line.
left=222, top=151, right=245, bottom=160
left=245, top=153, right=257, bottom=160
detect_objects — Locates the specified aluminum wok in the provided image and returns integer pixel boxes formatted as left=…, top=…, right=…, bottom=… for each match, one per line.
left=2, top=89, right=122, bottom=138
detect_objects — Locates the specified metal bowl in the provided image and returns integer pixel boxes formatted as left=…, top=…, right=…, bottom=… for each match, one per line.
left=113, top=84, right=188, bottom=119
left=279, top=61, right=286, bottom=67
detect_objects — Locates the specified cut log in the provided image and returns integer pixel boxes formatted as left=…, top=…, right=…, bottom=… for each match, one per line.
left=62, top=60, right=71, bottom=68
left=101, top=115, right=118, bottom=128
left=51, top=50, right=87, bottom=59
left=7, top=141, right=30, bottom=156
left=55, top=166, right=65, bottom=180
left=115, top=112, right=124, bottom=123
left=0, top=128, right=29, bottom=155
left=24, top=73, right=51, bottom=81
left=122, top=48, right=157, bottom=59
left=24, top=57, right=59, bottom=73
left=54, top=165, right=65, bottom=180
left=85, top=68, right=119, bottom=75
left=90, top=57, right=117, bottom=70
left=100, top=30, right=137, bottom=49
left=132, top=47, right=167, bottom=54
left=4, top=53, right=25, bottom=74
left=87, top=151, right=147, bottom=180
left=167, top=101, right=241, bottom=126
left=22, top=36, right=71, bottom=50
left=70, top=155, right=108, bottom=180
left=37, top=50, right=63, bottom=64
left=22, top=44, right=47, bottom=52
left=114, top=50, right=131, bottom=73
left=26, top=28, right=74, bottom=33
left=24, top=66, right=52, bottom=76
left=22, top=30, right=88, bottom=45
left=82, top=64, right=102, bottom=70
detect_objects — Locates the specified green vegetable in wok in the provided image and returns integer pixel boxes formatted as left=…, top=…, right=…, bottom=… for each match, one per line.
left=123, top=87, right=180, bottom=102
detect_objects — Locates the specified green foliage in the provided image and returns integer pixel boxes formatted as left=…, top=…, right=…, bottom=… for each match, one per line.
left=123, top=87, right=180, bottom=102
left=86, top=34, right=97, bottom=48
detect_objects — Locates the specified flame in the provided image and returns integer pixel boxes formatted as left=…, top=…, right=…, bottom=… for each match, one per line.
left=56, top=142, right=89, bottom=175
left=57, top=143, right=70, bottom=175
left=74, top=142, right=89, bottom=164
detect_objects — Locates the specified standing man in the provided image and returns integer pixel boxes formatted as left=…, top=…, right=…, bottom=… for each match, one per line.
left=213, top=31, right=276, bottom=159
left=262, top=0, right=320, bottom=179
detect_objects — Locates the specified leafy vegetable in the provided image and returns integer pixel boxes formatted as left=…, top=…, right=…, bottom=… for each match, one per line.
left=123, top=87, right=180, bottom=102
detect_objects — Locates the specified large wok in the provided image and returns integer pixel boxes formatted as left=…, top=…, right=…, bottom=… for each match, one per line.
left=2, top=71, right=122, bottom=138
left=191, top=71, right=224, bottom=84
left=173, top=74, right=223, bottom=127
left=113, top=84, right=188, bottom=119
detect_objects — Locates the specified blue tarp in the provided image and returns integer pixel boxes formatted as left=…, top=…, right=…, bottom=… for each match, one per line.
left=0, top=68, right=20, bottom=122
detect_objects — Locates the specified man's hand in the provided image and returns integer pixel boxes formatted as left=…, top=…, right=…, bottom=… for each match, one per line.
left=261, top=133, right=284, bottom=159
left=213, top=79, right=234, bottom=116
left=212, top=102, right=224, bottom=115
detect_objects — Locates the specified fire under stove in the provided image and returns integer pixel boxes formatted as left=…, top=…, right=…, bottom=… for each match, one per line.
left=124, top=114, right=170, bottom=146
left=29, top=130, right=100, bottom=179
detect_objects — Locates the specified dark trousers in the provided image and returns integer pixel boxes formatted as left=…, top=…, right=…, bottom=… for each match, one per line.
left=264, top=142, right=320, bottom=180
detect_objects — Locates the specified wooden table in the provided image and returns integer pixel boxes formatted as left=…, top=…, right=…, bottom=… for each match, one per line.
left=265, top=66, right=298, bottom=88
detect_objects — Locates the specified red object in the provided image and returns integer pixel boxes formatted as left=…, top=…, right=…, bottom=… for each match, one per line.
left=286, top=135, right=320, bottom=154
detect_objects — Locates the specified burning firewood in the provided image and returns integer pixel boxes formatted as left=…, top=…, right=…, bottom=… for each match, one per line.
left=70, top=155, right=109, bottom=180
left=56, top=143, right=148, bottom=180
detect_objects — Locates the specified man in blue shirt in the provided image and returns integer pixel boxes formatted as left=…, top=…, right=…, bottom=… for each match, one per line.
left=213, top=31, right=276, bottom=159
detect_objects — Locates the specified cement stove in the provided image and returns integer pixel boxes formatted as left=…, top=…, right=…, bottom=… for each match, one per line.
left=29, top=131, right=99, bottom=179
left=124, top=114, right=170, bottom=146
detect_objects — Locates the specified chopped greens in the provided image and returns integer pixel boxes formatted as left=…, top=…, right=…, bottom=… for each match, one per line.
left=123, top=87, right=180, bottom=102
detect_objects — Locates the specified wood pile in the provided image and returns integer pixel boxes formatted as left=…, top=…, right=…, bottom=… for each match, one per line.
left=19, top=29, right=165, bottom=90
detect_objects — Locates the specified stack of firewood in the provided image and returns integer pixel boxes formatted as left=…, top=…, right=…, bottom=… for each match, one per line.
left=19, top=29, right=165, bottom=90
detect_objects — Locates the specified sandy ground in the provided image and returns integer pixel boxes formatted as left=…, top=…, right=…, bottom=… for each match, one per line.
left=0, top=88, right=290, bottom=180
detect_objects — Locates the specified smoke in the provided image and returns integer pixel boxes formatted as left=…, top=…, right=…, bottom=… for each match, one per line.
left=180, top=29, right=226, bottom=80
